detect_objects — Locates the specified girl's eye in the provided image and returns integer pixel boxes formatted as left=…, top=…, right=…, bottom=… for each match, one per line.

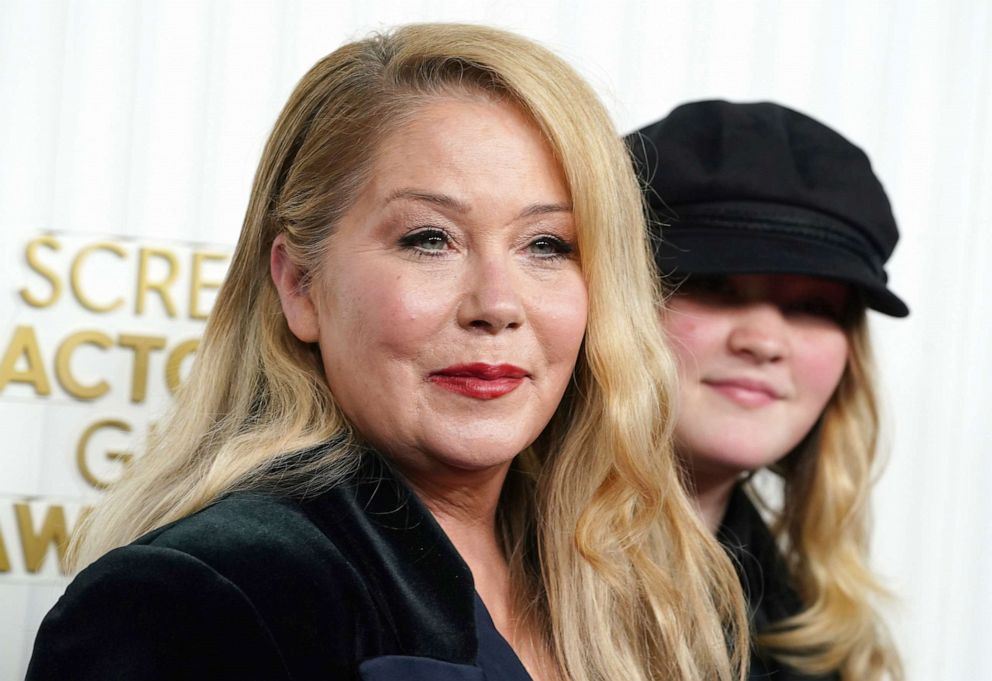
left=678, top=275, right=736, bottom=300
left=527, top=235, right=574, bottom=259
left=398, top=228, right=450, bottom=255
left=784, top=298, right=842, bottom=321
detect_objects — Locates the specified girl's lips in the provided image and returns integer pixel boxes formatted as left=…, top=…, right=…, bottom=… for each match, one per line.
left=704, top=378, right=781, bottom=408
left=428, top=363, right=529, bottom=400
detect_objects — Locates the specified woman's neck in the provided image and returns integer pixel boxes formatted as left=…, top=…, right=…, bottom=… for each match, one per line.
left=401, top=462, right=561, bottom=681
left=401, top=461, right=512, bottom=605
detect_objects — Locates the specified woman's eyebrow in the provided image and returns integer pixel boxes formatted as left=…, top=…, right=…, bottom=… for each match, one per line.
left=384, top=188, right=571, bottom=220
left=518, top=202, right=572, bottom=218
left=384, top=189, right=469, bottom=212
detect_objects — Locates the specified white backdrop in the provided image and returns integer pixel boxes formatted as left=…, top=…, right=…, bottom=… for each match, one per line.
left=1, top=1, right=989, bottom=679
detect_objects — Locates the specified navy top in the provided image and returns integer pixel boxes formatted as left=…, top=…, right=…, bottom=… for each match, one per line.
left=474, top=593, right=533, bottom=680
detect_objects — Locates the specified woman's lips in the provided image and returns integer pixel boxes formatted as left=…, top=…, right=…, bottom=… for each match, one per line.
left=703, top=378, right=781, bottom=408
left=428, top=363, right=529, bottom=400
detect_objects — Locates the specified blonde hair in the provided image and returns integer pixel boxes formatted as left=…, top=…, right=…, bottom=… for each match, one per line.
left=70, top=24, right=747, bottom=681
left=750, top=314, right=903, bottom=680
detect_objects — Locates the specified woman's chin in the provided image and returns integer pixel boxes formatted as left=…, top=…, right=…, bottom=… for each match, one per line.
left=423, top=438, right=532, bottom=473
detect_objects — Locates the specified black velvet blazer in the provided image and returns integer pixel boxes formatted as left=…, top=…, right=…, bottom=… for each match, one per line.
left=27, top=450, right=501, bottom=680
left=718, top=485, right=840, bottom=681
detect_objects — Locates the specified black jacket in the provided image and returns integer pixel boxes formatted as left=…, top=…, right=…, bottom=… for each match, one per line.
left=718, top=485, right=840, bottom=681
left=27, top=450, right=508, bottom=680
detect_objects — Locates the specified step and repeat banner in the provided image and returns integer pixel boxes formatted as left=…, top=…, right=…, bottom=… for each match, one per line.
left=1, top=230, right=230, bottom=675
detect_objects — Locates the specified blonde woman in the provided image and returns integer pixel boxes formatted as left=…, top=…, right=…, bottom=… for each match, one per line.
left=29, top=26, right=747, bottom=681
left=628, top=100, right=905, bottom=681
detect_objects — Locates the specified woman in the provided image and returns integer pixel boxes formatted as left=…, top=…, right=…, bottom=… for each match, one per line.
left=29, top=27, right=748, bottom=681
left=627, top=100, right=905, bottom=681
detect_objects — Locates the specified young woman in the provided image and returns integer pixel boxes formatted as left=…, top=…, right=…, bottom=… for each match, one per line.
left=28, top=28, right=748, bottom=681
left=628, top=100, right=906, bottom=681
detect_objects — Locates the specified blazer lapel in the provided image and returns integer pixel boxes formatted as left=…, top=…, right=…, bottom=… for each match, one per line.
left=301, top=450, right=478, bottom=665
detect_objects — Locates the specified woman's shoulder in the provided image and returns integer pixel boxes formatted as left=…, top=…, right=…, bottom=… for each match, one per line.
left=134, top=491, right=355, bottom=578
left=29, top=455, right=482, bottom=680
left=27, top=491, right=384, bottom=681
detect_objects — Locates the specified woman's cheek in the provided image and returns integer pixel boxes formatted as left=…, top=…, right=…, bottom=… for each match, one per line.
left=536, top=275, right=587, bottom=361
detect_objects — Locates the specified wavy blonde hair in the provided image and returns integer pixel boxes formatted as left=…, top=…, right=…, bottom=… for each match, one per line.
left=750, top=314, right=903, bottom=680
left=70, top=23, right=747, bottom=681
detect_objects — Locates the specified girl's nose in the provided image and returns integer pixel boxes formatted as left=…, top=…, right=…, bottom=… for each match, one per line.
left=727, top=303, right=789, bottom=363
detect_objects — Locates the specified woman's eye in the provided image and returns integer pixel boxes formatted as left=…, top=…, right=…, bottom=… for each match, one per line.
left=398, top=228, right=450, bottom=254
left=527, top=235, right=573, bottom=259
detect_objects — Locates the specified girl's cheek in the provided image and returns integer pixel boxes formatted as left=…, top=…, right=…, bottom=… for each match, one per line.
left=800, top=335, right=849, bottom=397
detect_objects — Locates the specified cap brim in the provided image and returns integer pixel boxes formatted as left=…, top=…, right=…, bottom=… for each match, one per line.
left=655, top=227, right=910, bottom=318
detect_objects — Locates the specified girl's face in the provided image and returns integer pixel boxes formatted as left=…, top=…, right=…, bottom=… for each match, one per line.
left=662, top=274, right=851, bottom=485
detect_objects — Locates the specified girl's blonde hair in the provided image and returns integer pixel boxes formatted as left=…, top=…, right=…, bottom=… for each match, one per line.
left=70, top=23, right=748, bottom=681
left=751, top=314, right=903, bottom=680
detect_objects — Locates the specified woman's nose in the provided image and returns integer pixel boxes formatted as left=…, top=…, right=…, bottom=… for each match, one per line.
left=457, top=255, right=525, bottom=333
left=727, top=304, right=789, bottom=363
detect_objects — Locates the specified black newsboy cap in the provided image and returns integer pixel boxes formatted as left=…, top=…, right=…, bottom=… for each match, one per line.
left=626, top=100, right=909, bottom=317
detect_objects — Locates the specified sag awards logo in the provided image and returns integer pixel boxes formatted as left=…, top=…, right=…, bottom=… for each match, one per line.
left=0, top=233, right=231, bottom=578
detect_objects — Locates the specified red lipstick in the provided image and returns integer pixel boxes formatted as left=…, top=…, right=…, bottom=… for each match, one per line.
left=428, top=363, right=528, bottom=400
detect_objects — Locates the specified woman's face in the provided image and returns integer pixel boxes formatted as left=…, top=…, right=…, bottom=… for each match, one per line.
left=277, top=96, right=586, bottom=481
left=662, top=274, right=850, bottom=484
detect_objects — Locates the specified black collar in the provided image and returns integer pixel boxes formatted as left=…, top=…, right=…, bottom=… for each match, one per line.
left=299, top=448, right=478, bottom=663
left=717, top=484, right=804, bottom=631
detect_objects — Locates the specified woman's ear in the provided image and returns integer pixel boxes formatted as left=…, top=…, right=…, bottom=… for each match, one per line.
left=271, top=234, right=320, bottom=343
